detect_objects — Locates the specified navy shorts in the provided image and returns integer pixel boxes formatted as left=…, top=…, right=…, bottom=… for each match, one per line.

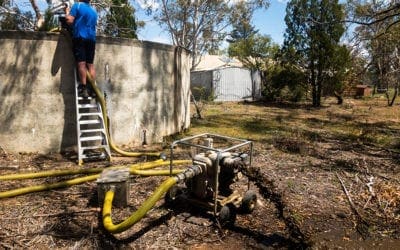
left=73, top=38, right=96, bottom=64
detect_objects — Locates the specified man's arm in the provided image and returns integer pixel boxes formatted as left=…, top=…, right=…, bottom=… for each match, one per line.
left=65, top=6, right=74, bottom=25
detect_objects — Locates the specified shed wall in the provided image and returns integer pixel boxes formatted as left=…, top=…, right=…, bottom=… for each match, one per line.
left=190, top=67, right=261, bottom=102
left=190, top=70, right=213, bottom=100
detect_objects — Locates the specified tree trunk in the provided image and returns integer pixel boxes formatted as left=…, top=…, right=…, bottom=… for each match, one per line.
left=311, top=76, right=322, bottom=107
left=315, top=58, right=323, bottom=107
left=372, top=83, right=377, bottom=96
left=29, top=0, right=43, bottom=30
left=310, top=63, right=318, bottom=107
left=334, top=91, right=343, bottom=105
left=316, top=82, right=321, bottom=107
left=311, top=84, right=317, bottom=106
left=389, top=84, right=398, bottom=106
left=190, top=91, right=203, bottom=119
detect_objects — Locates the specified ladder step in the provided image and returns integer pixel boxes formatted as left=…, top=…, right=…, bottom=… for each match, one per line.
left=82, top=153, right=107, bottom=160
left=79, top=119, right=101, bottom=125
left=78, top=103, right=98, bottom=108
left=81, top=128, right=105, bottom=133
left=81, top=145, right=109, bottom=150
left=78, top=96, right=95, bottom=100
left=80, top=136, right=104, bottom=142
left=79, top=112, right=102, bottom=117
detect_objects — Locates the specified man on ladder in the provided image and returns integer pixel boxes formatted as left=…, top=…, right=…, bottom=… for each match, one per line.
left=64, top=1, right=111, bottom=164
left=65, top=0, right=98, bottom=98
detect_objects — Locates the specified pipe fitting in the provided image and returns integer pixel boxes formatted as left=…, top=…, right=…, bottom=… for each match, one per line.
left=175, top=165, right=203, bottom=183
left=159, top=152, right=167, bottom=161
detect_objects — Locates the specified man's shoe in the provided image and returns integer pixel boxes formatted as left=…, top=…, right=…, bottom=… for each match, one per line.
left=78, top=84, right=89, bottom=98
left=77, top=83, right=84, bottom=92
left=81, top=87, right=89, bottom=98
left=88, top=85, right=97, bottom=98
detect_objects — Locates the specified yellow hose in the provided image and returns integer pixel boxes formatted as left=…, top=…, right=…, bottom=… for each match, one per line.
left=0, top=174, right=99, bottom=199
left=102, top=177, right=177, bottom=234
left=128, top=159, right=190, bottom=170
left=102, top=165, right=203, bottom=234
left=0, top=169, right=179, bottom=199
left=49, top=27, right=60, bottom=33
left=0, top=160, right=190, bottom=199
left=0, top=167, right=103, bottom=181
left=130, top=169, right=182, bottom=176
left=86, top=73, right=161, bottom=157
left=0, top=159, right=191, bottom=181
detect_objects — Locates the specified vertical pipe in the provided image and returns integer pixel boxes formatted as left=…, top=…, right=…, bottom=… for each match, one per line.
left=213, top=151, right=221, bottom=216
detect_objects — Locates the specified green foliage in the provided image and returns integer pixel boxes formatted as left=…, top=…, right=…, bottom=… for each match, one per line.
left=283, top=0, right=347, bottom=107
left=228, top=34, right=278, bottom=70
left=192, top=86, right=215, bottom=102
left=0, top=8, right=33, bottom=31
left=264, top=64, right=307, bottom=102
left=104, top=0, right=137, bottom=38
left=154, top=0, right=230, bottom=68
left=322, top=45, right=352, bottom=95
left=1, top=13, right=19, bottom=30
left=228, top=34, right=280, bottom=101
left=38, top=9, right=58, bottom=32
left=152, top=0, right=268, bottom=69
left=228, top=1, right=259, bottom=43
left=349, top=1, right=400, bottom=103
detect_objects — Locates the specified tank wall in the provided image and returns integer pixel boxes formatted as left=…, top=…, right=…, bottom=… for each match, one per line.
left=0, top=31, right=190, bottom=153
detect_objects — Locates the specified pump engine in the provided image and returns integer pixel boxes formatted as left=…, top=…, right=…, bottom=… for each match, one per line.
left=188, top=151, right=247, bottom=199
left=167, top=134, right=257, bottom=225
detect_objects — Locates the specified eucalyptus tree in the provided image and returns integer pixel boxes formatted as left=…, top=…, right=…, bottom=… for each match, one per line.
left=0, top=0, right=35, bottom=30
left=283, top=0, right=348, bottom=107
left=0, top=0, right=140, bottom=38
left=347, top=0, right=400, bottom=105
left=228, top=0, right=262, bottom=43
left=347, top=0, right=400, bottom=29
left=154, top=0, right=229, bottom=69
left=144, top=0, right=269, bottom=69
left=229, top=34, right=279, bottom=93
left=29, top=0, right=43, bottom=29
left=227, top=0, right=271, bottom=72
left=102, top=0, right=138, bottom=38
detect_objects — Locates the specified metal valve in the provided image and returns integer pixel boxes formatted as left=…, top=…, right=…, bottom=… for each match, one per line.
left=47, top=0, right=73, bottom=15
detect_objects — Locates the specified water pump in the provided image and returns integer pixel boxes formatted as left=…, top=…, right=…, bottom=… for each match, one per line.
left=167, top=134, right=257, bottom=225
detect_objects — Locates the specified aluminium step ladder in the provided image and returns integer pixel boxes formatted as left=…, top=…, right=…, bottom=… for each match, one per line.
left=74, top=70, right=111, bottom=165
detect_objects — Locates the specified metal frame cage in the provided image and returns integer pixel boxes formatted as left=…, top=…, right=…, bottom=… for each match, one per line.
left=169, top=133, right=253, bottom=215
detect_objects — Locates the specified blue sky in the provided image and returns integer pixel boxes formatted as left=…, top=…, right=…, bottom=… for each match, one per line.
left=133, top=0, right=288, bottom=46
left=35, top=0, right=288, bottom=45
left=252, top=0, right=288, bottom=44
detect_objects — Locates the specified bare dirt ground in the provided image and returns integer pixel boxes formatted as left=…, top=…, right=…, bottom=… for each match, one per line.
left=1, top=98, right=400, bottom=249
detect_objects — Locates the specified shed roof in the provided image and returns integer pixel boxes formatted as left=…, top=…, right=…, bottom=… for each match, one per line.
left=193, top=54, right=243, bottom=71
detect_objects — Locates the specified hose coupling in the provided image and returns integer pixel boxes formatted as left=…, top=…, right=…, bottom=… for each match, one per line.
left=108, top=185, right=116, bottom=192
left=175, top=165, right=203, bottom=183
left=159, top=152, right=167, bottom=161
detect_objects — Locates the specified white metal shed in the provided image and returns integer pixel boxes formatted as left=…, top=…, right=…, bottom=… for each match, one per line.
left=191, top=66, right=261, bottom=102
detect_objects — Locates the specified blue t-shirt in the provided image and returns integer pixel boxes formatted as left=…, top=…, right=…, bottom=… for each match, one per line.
left=70, top=2, right=97, bottom=41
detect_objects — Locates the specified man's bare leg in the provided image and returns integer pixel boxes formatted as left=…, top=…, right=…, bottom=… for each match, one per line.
left=87, top=63, right=96, bottom=82
left=77, top=61, right=89, bottom=97
left=77, top=61, right=87, bottom=85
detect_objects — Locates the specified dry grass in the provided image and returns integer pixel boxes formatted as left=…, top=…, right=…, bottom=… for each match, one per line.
left=186, top=97, right=400, bottom=151
left=1, top=96, right=400, bottom=249
left=185, top=97, right=400, bottom=243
